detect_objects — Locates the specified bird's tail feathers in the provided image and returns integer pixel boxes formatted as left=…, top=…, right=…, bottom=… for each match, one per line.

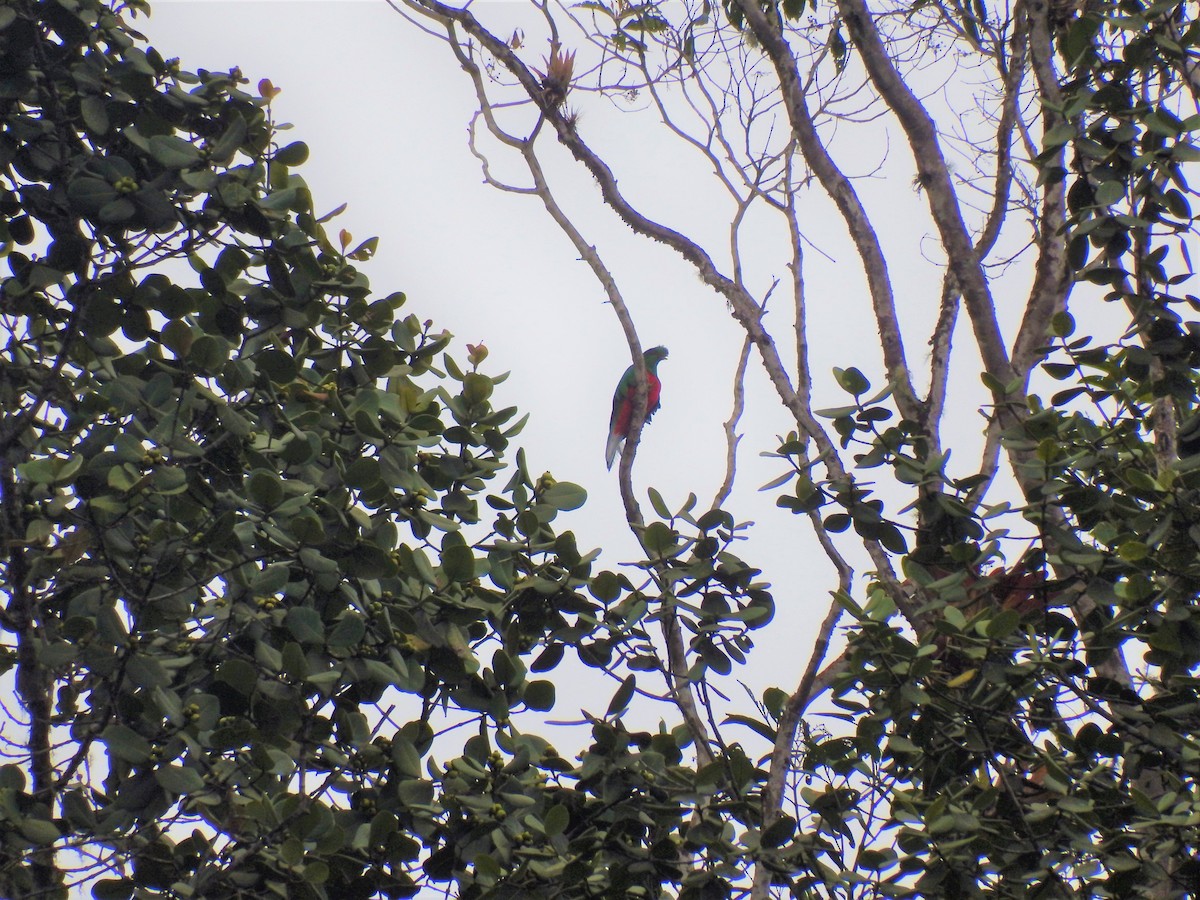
left=605, top=432, right=623, bottom=470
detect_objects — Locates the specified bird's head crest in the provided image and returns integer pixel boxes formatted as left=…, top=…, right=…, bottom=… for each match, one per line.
left=644, top=346, right=669, bottom=363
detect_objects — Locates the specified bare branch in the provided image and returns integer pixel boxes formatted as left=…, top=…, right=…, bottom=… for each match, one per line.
left=836, top=0, right=1016, bottom=388
left=1011, top=0, right=1072, bottom=381
left=714, top=335, right=753, bottom=512
left=732, top=0, right=924, bottom=427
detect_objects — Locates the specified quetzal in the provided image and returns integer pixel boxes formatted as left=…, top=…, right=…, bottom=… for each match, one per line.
left=606, top=346, right=668, bottom=470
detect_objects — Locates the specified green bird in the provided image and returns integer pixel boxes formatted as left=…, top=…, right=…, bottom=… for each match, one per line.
left=606, top=346, right=668, bottom=470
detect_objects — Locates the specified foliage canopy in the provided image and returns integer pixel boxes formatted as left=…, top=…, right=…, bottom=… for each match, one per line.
left=9, top=0, right=1200, bottom=897
left=386, top=0, right=1200, bottom=894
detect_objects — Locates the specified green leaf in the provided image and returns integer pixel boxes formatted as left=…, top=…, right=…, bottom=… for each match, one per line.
left=133, top=188, right=178, bottom=230
left=541, top=481, right=587, bottom=511
left=441, top=532, right=476, bottom=582
left=259, top=187, right=298, bottom=211
left=290, top=510, right=325, bottom=544
left=68, top=176, right=117, bottom=210
left=254, top=564, right=290, bottom=595
left=627, top=14, right=669, bottom=31
left=1172, top=141, right=1200, bottom=162
left=417, top=510, right=460, bottom=532
left=543, top=803, right=570, bottom=837
left=1093, top=181, right=1124, bottom=206
left=188, top=333, right=230, bottom=371
left=217, top=659, right=257, bottom=693
left=275, top=141, right=310, bottom=166
left=102, top=724, right=152, bottom=764
left=698, top=508, right=734, bottom=530
left=126, top=654, right=168, bottom=690
left=875, top=523, right=908, bottom=554
left=831, top=589, right=863, bottom=616
left=391, top=737, right=423, bottom=778
left=589, top=570, right=623, bottom=602
left=282, top=642, right=309, bottom=681
left=303, top=860, right=330, bottom=884
left=531, top=642, right=564, bottom=672
left=18, top=816, right=61, bottom=844
left=943, top=604, right=967, bottom=631
left=210, top=114, right=247, bottom=164
left=0, top=766, right=25, bottom=792
left=99, top=198, right=135, bottom=225
left=524, top=680, right=555, bottom=711
left=91, top=879, right=134, bottom=900
left=369, top=810, right=399, bottom=847
left=824, top=513, right=851, bottom=533
left=642, top=521, right=678, bottom=556
left=1147, top=622, right=1182, bottom=652
left=723, top=713, right=778, bottom=742
left=761, top=814, right=797, bottom=848
left=348, top=236, right=379, bottom=261
left=696, top=637, right=732, bottom=675
left=984, top=607, right=1021, bottom=639
left=1144, top=108, right=1183, bottom=137
left=161, top=319, right=193, bottom=356
left=463, top=372, right=493, bottom=404
left=648, top=486, right=671, bottom=518
left=256, top=348, right=297, bottom=382
left=327, top=613, right=366, bottom=648
left=1117, top=540, right=1149, bottom=562
left=1051, top=311, right=1075, bottom=337
left=286, top=607, right=326, bottom=644
left=1057, top=796, right=1095, bottom=814
left=148, top=134, right=202, bottom=168
left=155, top=764, right=206, bottom=794
left=344, top=456, right=382, bottom=490
left=606, top=674, right=637, bottom=718
left=17, top=457, right=62, bottom=485
left=1042, top=121, right=1076, bottom=148
left=834, top=366, right=870, bottom=395
left=246, top=469, right=284, bottom=509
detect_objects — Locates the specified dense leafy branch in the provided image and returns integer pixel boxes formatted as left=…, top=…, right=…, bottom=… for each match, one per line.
left=387, top=0, right=1200, bottom=895
left=8, top=0, right=1200, bottom=896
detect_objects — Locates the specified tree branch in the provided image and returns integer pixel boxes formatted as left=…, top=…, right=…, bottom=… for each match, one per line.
left=731, top=0, right=924, bottom=426
left=836, top=0, right=1016, bottom=388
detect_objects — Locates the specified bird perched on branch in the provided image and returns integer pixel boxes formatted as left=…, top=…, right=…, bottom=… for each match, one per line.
left=606, top=346, right=668, bottom=470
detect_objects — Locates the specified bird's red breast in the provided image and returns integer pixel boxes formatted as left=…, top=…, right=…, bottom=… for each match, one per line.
left=611, top=373, right=662, bottom=438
